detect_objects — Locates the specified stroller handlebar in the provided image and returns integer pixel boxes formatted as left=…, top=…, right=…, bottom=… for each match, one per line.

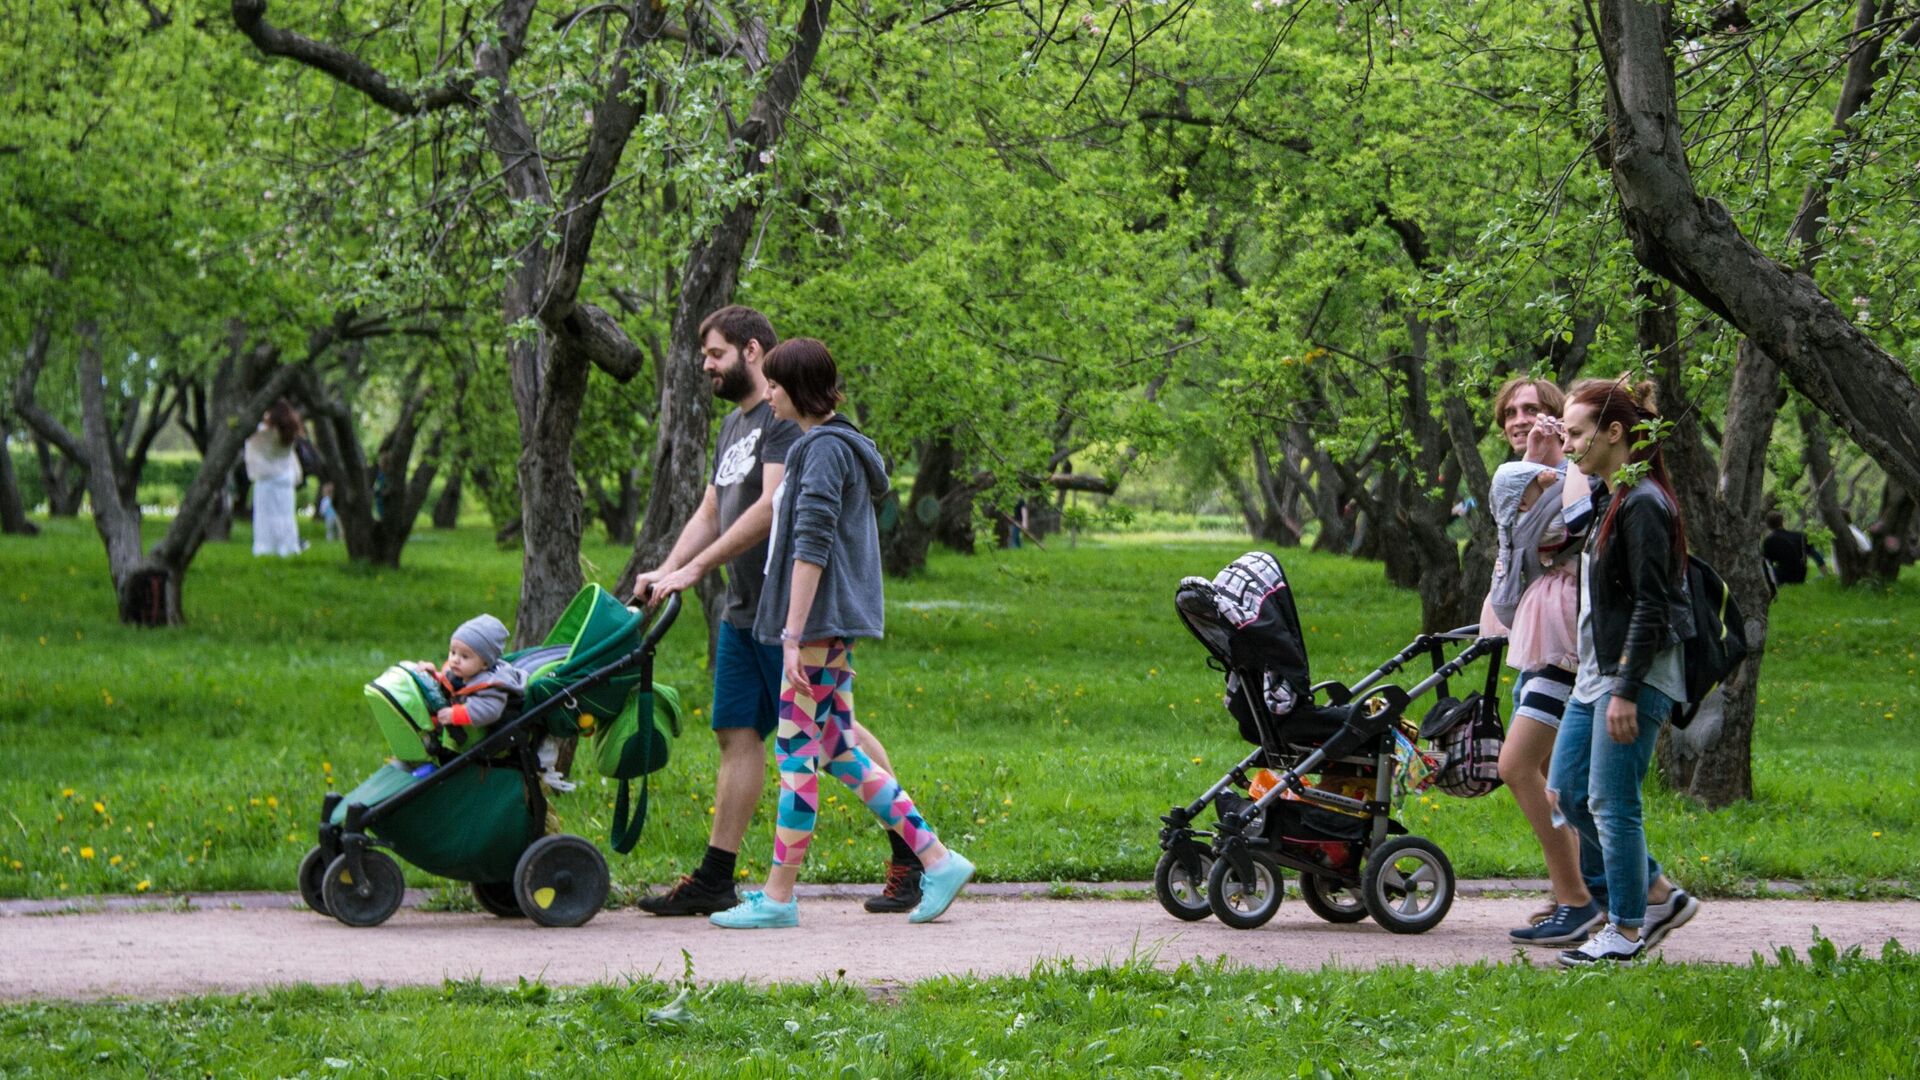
left=632, top=592, right=682, bottom=653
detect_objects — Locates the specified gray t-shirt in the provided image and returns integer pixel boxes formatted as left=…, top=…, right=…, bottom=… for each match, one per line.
left=1572, top=551, right=1686, bottom=707
left=711, top=399, right=798, bottom=628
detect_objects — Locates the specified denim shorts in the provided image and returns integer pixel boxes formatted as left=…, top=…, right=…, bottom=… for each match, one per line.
left=710, top=621, right=783, bottom=739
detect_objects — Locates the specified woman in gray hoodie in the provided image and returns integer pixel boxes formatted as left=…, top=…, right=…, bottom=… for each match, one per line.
left=709, top=338, right=974, bottom=930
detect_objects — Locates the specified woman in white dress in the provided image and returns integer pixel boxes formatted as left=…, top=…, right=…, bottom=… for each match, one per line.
left=245, top=400, right=306, bottom=557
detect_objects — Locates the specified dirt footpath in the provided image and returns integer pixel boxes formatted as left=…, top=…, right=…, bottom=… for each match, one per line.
left=5, top=893, right=1917, bottom=1001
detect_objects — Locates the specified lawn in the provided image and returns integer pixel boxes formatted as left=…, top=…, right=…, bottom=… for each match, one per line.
left=1, top=942, right=1914, bottom=1077
left=3, top=516, right=1916, bottom=900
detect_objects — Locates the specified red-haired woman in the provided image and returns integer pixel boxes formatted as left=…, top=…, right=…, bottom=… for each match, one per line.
left=245, top=399, right=306, bottom=557
left=1545, top=379, right=1700, bottom=966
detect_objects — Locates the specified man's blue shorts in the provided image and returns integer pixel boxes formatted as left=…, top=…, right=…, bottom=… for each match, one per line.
left=710, top=620, right=782, bottom=739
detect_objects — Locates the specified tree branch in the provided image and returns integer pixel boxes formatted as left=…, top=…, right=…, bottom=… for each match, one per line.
left=231, top=0, right=477, bottom=115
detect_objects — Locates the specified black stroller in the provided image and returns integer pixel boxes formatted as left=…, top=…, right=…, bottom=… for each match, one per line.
left=1155, top=552, right=1507, bottom=933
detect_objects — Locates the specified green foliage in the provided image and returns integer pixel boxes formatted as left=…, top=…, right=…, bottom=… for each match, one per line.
left=3, top=945, right=1918, bottom=1075
left=3, top=519, right=1914, bottom=900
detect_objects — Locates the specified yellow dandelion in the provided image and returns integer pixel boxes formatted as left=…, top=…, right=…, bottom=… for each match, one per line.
left=61, top=787, right=74, bottom=799
left=92, top=801, right=106, bottom=815
left=109, top=855, right=122, bottom=866
left=136, top=880, right=151, bottom=892
left=322, top=762, right=332, bottom=774
left=9, top=860, right=22, bottom=870
left=1873, top=831, right=1882, bottom=839
left=80, top=847, right=95, bottom=859
left=1191, top=756, right=1204, bottom=765
left=266, top=796, right=279, bottom=808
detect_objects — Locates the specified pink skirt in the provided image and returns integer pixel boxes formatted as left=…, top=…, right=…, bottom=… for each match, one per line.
left=1508, top=561, right=1579, bottom=672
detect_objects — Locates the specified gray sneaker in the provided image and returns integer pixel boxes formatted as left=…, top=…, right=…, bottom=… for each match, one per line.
left=1642, top=888, right=1700, bottom=949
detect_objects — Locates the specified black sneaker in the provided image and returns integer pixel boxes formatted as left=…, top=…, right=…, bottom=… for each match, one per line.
left=1510, top=901, right=1604, bottom=946
left=863, top=863, right=922, bottom=914
left=1558, top=923, right=1645, bottom=967
left=638, top=874, right=738, bottom=916
left=1642, top=889, right=1700, bottom=949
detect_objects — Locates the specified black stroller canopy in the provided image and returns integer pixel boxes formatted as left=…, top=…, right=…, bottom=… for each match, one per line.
left=1175, top=551, right=1311, bottom=683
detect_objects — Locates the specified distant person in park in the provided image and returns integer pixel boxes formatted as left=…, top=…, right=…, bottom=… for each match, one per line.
left=319, top=482, right=342, bottom=541
left=629, top=306, right=922, bottom=917
left=709, top=337, right=973, bottom=929
left=244, top=399, right=306, bottom=557
left=1760, top=509, right=1824, bottom=585
left=1546, top=379, right=1700, bottom=966
left=1479, top=376, right=1595, bottom=947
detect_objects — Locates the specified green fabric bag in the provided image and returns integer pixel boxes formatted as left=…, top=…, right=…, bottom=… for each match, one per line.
left=591, top=683, right=682, bottom=854
left=330, top=762, right=542, bottom=883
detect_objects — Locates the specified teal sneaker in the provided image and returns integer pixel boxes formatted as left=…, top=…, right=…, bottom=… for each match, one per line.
left=708, top=890, right=799, bottom=929
left=907, top=852, right=975, bottom=924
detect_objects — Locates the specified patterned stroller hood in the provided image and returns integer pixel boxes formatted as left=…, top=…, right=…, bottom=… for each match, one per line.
left=1176, top=552, right=1312, bottom=738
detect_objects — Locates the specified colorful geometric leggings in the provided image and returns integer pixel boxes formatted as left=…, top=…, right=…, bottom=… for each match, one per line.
left=773, top=640, right=938, bottom=867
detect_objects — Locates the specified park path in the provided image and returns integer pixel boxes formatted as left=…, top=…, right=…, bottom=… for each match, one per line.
left=4, top=888, right=1917, bottom=1001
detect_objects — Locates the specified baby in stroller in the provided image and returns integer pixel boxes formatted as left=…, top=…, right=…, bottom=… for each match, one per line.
left=412, top=614, right=528, bottom=733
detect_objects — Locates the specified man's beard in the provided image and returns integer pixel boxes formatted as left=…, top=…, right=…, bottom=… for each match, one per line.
left=711, top=359, right=753, bottom=402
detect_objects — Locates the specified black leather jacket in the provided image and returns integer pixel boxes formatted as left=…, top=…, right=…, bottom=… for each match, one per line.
left=1584, top=483, right=1694, bottom=699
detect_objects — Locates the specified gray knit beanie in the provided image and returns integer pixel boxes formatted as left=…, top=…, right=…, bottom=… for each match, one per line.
left=453, top=613, right=510, bottom=667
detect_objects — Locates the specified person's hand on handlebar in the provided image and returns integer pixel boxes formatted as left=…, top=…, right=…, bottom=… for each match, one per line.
left=641, top=564, right=705, bottom=608
left=628, top=569, right=671, bottom=609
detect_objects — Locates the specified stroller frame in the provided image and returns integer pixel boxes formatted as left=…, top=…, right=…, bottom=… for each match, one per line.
left=1159, top=618, right=1507, bottom=931
left=304, top=594, right=681, bottom=928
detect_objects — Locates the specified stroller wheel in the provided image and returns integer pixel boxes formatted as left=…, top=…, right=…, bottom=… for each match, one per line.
left=1206, top=851, right=1284, bottom=930
left=1361, top=836, right=1455, bottom=934
left=1299, top=874, right=1369, bottom=924
left=297, top=845, right=332, bottom=916
left=514, top=834, right=609, bottom=928
left=471, top=880, right=526, bottom=918
left=1154, top=848, right=1216, bottom=922
left=321, top=850, right=406, bottom=928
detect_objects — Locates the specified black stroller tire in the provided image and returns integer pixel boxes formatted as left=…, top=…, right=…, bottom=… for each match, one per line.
left=1299, top=873, right=1369, bottom=924
left=514, top=834, right=609, bottom=928
left=472, top=880, right=526, bottom=918
left=321, top=850, right=406, bottom=928
left=297, top=845, right=331, bottom=916
left=1154, top=848, right=1215, bottom=922
left=1361, top=836, right=1454, bottom=934
left=1206, top=851, right=1284, bottom=930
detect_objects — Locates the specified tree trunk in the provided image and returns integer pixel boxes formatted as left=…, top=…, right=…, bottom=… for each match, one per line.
left=431, top=468, right=463, bottom=530
left=517, top=339, right=591, bottom=640
left=1863, top=480, right=1916, bottom=582
left=302, top=362, right=442, bottom=569
left=1591, top=0, right=1920, bottom=495
left=1800, top=407, right=1870, bottom=586
left=1654, top=329, right=1776, bottom=806
left=0, top=415, right=38, bottom=536
left=879, top=438, right=951, bottom=577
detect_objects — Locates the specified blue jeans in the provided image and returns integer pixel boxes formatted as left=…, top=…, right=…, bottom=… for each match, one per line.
left=1548, top=685, right=1673, bottom=928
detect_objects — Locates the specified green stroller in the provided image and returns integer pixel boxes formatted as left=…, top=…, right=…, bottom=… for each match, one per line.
left=297, top=586, right=680, bottom=928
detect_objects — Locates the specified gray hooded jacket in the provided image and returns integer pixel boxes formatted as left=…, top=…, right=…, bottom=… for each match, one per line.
left=754, top=418, right=892, bottom=644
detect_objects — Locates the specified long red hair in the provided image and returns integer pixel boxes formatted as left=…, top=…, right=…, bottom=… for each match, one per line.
left=1571, top=378, right=1687, bottom=573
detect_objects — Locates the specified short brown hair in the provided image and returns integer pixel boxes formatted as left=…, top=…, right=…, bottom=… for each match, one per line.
left=1491, top=376, right=1567, bottom=430
left=698, top=305, right=777, bottom=356
left=762, top=337, right=845, bottom=418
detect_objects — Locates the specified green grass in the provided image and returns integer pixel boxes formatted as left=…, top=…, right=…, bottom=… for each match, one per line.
left=2, top=516, right=1916, bottom=899
left=1, top=943, right=1915, bottom=1077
